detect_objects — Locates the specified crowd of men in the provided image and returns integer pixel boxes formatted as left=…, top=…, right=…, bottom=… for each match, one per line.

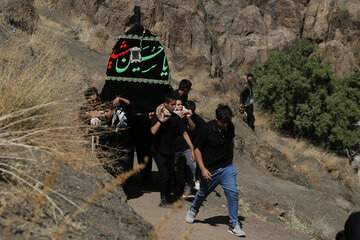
left=80, top=77, right=256, bottom=237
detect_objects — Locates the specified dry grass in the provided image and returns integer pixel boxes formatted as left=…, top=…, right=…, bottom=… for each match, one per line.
left=280, top=146, right=295, bottom=163
left=0, top=22, right=110, bottom=238
left=253, top=111, right=274, bottom=130
left=286, top=205, right=333, bottom=240
left=69, top=17, right=115, bottom=54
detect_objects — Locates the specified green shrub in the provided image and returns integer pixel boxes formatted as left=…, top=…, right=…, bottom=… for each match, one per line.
left=254, top=39, right=360, bottom=153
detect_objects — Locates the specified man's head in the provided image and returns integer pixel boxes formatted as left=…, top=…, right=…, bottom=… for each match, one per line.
left=164, top=93, right=177, bottom=113
left=103, top=102, right=115, bottom=119
left=215, top=104, right=233, bottom=130
left=84, top=87, right=99, bottom=105
left=184, top=100, right=196, bottom=113
left=175, top=99, right=183, bottom=111
left=245, top=73, right=253, bottom=84
left=178, top=79, right=192, bottom=95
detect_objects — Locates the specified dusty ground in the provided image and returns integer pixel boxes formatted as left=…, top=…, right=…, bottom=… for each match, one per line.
left=127, top=157, right=313, bottom=240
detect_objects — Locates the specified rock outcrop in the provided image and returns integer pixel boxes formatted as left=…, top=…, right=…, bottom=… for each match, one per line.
left=44, top=0, right=359, bottom=78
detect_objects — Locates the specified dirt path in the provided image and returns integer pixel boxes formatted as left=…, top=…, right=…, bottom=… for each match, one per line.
left=127, top=159, right=312, bottom=240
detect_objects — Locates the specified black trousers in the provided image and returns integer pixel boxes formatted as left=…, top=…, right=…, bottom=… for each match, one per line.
left=130, top=115, right=153, bottom=179
left=153, top=152, right=175, bottom=199
left=245, top=104, right=255, bottom=131
left=98, top=130, right=133, bottom=177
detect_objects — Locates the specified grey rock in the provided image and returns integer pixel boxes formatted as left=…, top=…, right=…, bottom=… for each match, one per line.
left=351, top=155, right=360, bottom=169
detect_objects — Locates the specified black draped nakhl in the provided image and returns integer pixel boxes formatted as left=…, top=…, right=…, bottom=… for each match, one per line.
left=100, top=24, right=173, bottom=113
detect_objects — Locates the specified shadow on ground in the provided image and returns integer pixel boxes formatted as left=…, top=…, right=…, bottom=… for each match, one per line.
left=195, top=215, right=246, bottom=227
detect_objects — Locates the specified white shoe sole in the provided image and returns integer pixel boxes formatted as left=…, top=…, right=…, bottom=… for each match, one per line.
left=228, top=229, right=246, bottom=237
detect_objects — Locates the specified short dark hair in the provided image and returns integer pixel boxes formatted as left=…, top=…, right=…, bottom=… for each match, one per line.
left=164, top=93, right=177, bottom=103
left=179, top=79, right=192, bottom=91
left=247, top=73, right=253, bottom=78
left=216, top=104, right=233, bottom=122
left=84, top=87, right=98, bottom=98
left=184, top=100, right=196, bottom=112
left=103, top=101, right=114, bottom=110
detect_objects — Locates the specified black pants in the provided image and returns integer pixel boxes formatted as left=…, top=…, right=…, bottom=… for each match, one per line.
left=245, top=104, right=255, bottom=131
left=98, top=130, right=133, bottom=177
left=130, top=115, right=153, bottom=179
left=153, top=152, right=175, bottom=200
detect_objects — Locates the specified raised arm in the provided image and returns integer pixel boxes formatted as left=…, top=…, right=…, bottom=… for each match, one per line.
left=186, top=111, right=196, bottom=131
left=151, top=121, right=161, bottom=135
left=113, top=96, right=131, bottom=106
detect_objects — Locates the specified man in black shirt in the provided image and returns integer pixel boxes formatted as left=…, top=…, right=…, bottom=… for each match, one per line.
left=185, top=104, right=245, bottom=237
left=151, top=93, right=195, bottom=207
left=173, top=79, right=192, bottom=103
left=97, top=101, right=132, bottom=177
left=240, top=73, right=256, bottom=131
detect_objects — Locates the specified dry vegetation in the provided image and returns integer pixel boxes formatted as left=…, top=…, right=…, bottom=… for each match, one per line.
left=0, top=23, right=116, bottom=238
left=69, top=17, right=115, bottom=55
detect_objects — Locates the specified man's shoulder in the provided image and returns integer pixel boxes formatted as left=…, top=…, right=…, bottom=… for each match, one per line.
left=173, top=89, right=180, bottom=98
left=200, top=120, right=214, bottom=131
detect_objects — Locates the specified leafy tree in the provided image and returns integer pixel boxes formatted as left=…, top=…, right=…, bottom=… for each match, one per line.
left=254, top=39, right=360, bottom=153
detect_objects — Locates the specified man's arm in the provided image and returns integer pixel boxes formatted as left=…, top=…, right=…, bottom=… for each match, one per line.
left=195, top=148, right=212, bottom=180
left=186, top=111, right=196, bottom=131
left=183, top=131, right=195, bottom=161
left=113, top=96, right=131, bottom=106
left=151, top=121, right=161, bottom=135
left=239, top=82, right=247, bottom=106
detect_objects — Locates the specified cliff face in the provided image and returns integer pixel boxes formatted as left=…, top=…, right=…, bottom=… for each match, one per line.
left=44, top=0, right=359, bottom=78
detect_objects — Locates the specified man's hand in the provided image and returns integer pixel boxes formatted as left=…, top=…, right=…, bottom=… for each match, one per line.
left=177, top=111, right=186, bottom=118
left=113, top=97, right=121, bottom=106
left=239, top=105, right=245, bottom=114
left=186, top=109, right=193, bottom=118
left=191, top=150, right=196, bottom=162
left=87, top=110, right=101, bottom=118
left=201, top=168, right=212, bottom=180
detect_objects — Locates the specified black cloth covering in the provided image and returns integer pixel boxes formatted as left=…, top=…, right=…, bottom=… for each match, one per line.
left=100, top=24, right=173, bottom=113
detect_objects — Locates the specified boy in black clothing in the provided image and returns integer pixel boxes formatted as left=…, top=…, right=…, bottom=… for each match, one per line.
left=184, top=101, right=206, bottom=139
left=80, top=87, right=102, bottom=125
left=150, top=93, right=195, bottom=207
left=240, top=73, right=256, bottom=131
left=173, top=79, right=192, bottom=103
left=97, top=101, right=132, bottom=177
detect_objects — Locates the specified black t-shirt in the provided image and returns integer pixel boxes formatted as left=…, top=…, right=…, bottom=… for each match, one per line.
left=174, top=117, right=190, bottom=152
left=173, top=89, right=188, bottom=103
left=194, top=120, right=235, bottom=172
left=151, top=112, right=187, bottom=155
left=189, top=113, right=206, bottom=140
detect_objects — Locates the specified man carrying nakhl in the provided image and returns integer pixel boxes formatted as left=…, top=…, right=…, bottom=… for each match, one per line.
left=150, top=93, right=195, bottom=207
left=185, top=104, right=246, bottom=237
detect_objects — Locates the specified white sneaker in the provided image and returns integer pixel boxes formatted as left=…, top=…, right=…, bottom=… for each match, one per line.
left=228, top=222, right=246, bottom=237
left=185, top=207, right=197, bottom=223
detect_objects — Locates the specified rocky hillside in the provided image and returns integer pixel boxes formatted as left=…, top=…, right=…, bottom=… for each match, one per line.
left=1, top=0, right=359, bottom=239
left=44, top=0, right=359, bottom=81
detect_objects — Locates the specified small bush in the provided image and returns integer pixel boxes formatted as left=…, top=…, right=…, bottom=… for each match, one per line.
left=254, top=39, right=360, bottom=153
